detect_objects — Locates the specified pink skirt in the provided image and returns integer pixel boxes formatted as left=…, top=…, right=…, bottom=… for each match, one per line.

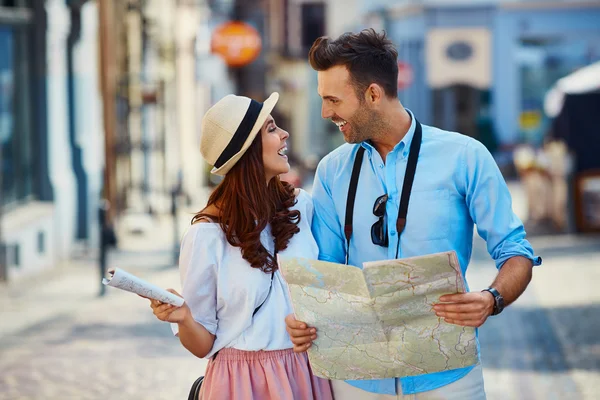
left=199, top=348, right=333, bottom=400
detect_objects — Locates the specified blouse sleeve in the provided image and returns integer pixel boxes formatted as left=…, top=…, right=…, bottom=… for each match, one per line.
left=177, top=224, right=221, bottom=335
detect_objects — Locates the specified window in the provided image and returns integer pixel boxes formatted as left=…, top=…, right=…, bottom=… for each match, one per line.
left=280, top=1, right=326, bottom=58
left=301, top=3, right=325, bottom=52
left=0, top=25, right=36, bottom=208
left=518, top=36, right=600, bottom=146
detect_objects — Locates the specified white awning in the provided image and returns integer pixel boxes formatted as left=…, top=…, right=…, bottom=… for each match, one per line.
left=544, top=61, right=600, bottom=118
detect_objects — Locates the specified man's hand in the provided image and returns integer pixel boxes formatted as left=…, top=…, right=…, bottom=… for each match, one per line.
left=433, top=292, right=494, bottom=327
left=285, top=314, right=317, bottom=353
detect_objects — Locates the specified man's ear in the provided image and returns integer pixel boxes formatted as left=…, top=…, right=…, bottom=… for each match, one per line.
left=365, top=84, right=384, bottom=105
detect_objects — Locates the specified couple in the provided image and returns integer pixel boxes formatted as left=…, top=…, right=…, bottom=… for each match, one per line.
left=146, top=29, right=540, bottom=400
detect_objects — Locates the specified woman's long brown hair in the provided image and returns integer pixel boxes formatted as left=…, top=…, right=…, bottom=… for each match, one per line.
left=192, top=134, right=300, bottom=273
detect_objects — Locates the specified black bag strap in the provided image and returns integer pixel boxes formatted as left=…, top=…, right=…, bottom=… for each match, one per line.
left=344, top=119, right=423, bottom=263
left=252, top=244, right=277, bottom=316
left=344, top=146, right=365, bottom=265
left=252, top=269, right=275, bottom=316
left=213, top=246, right=277, bottom=362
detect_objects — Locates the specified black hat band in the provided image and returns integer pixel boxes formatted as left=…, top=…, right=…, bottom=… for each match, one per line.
left=214, top=99, right=264, bottom=169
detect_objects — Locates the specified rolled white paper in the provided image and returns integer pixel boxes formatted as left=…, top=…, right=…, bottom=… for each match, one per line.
left=102, top=267, right=184, bottom=307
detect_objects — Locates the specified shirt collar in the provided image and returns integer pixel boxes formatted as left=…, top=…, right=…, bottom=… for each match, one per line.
left=360, top=108, right=416, bottom=159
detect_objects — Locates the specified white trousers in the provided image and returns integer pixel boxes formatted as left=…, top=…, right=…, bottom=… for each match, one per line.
left=331, top=364, right=486, bottom=400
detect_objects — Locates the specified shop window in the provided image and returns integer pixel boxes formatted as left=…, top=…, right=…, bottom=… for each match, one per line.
left=0, top=25, right=36, bottom=208
left=518, top=37, right=600, bottom=146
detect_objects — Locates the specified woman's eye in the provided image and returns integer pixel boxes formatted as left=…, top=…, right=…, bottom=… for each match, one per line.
left=269, top=126, right=277, bottom=133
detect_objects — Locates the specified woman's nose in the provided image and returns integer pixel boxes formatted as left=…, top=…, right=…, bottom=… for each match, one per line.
left=281, top=129, right=290, bottom=140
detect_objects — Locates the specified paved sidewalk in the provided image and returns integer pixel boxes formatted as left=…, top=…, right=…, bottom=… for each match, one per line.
left=1, top=186, right=599, bottom=399
left=468, top=233, right=600, bottom=400
left=0, top=215, right=207, bottom=400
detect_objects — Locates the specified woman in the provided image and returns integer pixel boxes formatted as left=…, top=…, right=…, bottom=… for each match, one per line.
left=146, top=93, right=332, bottom=399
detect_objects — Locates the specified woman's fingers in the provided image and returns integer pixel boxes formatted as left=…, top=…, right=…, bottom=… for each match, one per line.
left=166, top=288, right=183, bottom=298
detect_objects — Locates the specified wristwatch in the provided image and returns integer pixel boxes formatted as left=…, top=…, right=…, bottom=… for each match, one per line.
left=482, top=287, right=504, bottom=316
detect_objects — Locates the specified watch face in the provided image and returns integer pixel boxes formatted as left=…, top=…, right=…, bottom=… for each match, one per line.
left=495, top=295, right=504, bottom=315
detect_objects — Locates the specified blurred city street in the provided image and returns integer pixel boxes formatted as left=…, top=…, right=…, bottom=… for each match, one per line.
left=1, top=0, right=600, bottom=399
left=1, top=184, right=599, bottom=400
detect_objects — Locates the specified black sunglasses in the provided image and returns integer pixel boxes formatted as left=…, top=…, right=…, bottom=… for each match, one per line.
left=371, top=194, right=389, bottom=247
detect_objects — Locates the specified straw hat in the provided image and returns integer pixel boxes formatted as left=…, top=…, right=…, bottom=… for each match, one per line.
left=200, top=92, right=279, bottom=176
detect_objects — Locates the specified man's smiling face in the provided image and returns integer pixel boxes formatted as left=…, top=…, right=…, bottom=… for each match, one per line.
left=317, top=65, right=380, bottom=144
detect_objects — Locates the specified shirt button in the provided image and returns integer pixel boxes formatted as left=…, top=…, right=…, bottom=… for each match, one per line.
left=379, top=164, right=384, bottom=168
left=390, top=231, right=397, bottom=236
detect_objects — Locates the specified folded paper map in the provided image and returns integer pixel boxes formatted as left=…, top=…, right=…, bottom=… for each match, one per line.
left=278, top=251, right=478, bottom=380
left=102, top=268, right=184, bottom=307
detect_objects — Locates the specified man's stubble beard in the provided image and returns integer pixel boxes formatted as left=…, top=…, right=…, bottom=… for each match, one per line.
left=345, top=105, right=386, bottom=144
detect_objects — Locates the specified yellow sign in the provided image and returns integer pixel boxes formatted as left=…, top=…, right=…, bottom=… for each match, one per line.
left=519, top=110, right=542, bottom=131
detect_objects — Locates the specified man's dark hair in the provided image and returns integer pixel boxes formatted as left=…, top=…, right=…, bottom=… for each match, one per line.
left=308, top=28, right=399, bottom=99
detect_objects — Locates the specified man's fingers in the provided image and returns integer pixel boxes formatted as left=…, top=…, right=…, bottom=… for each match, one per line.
left=438, top=293, right=472, bottom=303
left=437, top=311, right=486, bottom=320
left=434, top=303, right=479, bottom=313
left=444, top=318, right=485, bottom=327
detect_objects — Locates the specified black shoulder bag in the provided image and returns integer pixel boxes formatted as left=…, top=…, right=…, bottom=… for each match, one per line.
left=187, top=252, right=276, bottom=400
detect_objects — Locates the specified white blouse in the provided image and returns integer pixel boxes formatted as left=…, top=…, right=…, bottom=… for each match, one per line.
left=175, top=189, right=318, bottom=359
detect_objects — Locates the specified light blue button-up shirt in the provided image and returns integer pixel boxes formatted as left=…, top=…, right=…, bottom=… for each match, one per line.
left=311, top=111, right=541, bottom=395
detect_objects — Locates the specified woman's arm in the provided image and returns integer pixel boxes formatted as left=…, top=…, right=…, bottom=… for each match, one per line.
left=177, top=310, right=216, bottom=358
left=149, top=289, right=216, bottom=359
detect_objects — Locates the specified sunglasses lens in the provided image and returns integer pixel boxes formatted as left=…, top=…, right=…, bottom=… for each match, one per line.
left=373, top=194, right=388, bottom=216
left=371, top=218, right=388, bottom=247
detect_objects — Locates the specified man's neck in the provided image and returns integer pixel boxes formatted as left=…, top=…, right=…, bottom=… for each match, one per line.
left=370, top=104, right=412, bottom=162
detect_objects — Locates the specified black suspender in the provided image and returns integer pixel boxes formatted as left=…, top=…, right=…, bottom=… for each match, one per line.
left=344, top=146, right=365, bottom=265
left=344, top=119, right=423, bottom=264
left=396, top=120, right=422, bottom=239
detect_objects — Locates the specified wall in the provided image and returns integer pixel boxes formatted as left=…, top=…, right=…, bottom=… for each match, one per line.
left=75, top=1, right=104, bottom=248
left=3, top=203, right=55, bottom=281
left=46, top=0, right=76, bottom=260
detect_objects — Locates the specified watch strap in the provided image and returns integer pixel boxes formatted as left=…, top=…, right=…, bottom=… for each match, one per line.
left=482, top=287, right=504, bottom=316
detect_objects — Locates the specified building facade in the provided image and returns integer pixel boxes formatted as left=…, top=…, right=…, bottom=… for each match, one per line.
left=360, top=0, right=600, bottom=153
left=0, top=0, right=104, bottom=281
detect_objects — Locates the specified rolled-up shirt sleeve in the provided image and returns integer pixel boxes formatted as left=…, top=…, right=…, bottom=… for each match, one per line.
left=172, top=225, right=219, bottom=336
left=462, top=139, right=542, bottom=269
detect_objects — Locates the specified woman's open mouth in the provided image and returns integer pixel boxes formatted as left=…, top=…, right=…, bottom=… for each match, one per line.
left=277, top=146, right=288, bottom=158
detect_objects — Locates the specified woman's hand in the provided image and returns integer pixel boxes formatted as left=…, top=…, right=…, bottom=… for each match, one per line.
left=285, top=314, right=317, bottom=353
left=147, top=289, right=190, bottom=324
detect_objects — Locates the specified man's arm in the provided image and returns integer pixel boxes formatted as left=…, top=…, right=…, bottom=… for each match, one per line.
left=435, top=256, right=532, bottom=327
left=435, top=139, right=540, bottom=327
left=311, top=156, right=346, bottom=264
left=487, top=255, right=532, bottom=307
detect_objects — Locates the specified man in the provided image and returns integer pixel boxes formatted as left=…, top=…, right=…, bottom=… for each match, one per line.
left=285, top=29, right=541, bottom=399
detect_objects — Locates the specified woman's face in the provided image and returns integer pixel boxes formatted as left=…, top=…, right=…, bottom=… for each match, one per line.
left=261, top=115, right=290, bottom=182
